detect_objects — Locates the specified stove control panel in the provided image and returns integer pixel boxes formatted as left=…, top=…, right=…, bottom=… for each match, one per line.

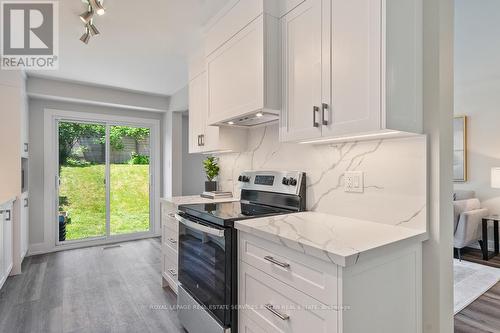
left=238, top=171, right=305, bottom=195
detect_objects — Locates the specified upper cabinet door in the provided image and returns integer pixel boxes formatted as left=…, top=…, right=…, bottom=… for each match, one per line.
left=280, top=0, right=324, bottom=142
left=188, top=73, right=206, bottom=154
left=322, top=0, right=382, bottom=137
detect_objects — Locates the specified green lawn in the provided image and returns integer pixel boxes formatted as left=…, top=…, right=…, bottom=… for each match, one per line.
left=59, top=164, right=150, bottom=240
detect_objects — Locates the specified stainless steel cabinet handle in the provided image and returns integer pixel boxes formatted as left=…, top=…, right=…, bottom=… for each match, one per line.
left=1, top=210, right=11, bottom=221
left=168, top=268, right=177, bottom=277
left=168, top=238, right=177, bottom=244
left=24, top=143, right=29, bottom=152
left=197, top=135, right=201, bottom=146
left=24, top=198, right=28, bottom=208
left=313, top=106, right=320, bottom=127
left=264, top=256, right=290, bottom=268
left=200, top=134, right=205, bottom=147
left=265, top=304, right=290, bottom=321
left=322, top=103, right=329, bottom=125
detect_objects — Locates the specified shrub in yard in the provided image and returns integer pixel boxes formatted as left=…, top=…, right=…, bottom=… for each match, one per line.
left=66, top=157, right=91, bottom=167
left=128, top=153, right=150, bottom=165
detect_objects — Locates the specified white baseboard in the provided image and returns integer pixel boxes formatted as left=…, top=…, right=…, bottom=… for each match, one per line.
left=28, top=233, right=161, bottom=256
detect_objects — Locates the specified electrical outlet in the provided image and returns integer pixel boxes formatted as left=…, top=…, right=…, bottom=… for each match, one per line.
left=344, top=171, right=364, bottom=193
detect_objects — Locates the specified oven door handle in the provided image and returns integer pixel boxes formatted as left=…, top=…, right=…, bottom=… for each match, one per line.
left=175, top=214, right=225, bottom=238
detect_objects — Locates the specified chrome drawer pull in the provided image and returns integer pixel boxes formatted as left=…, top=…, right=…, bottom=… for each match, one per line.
left=265, top=304, right=289, bottom=321
left=264, top=256, right=290, bottom=268
left=168, top=268, right=177, bottom=277
left=168, top=238, right=177, bottom=244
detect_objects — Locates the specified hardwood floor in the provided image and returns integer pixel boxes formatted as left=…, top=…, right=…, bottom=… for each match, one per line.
left=455, top=281, right=500, bottom=333
left=460, top=247, right=500, bottom=269
left=0, top=238, right=185, bottom=333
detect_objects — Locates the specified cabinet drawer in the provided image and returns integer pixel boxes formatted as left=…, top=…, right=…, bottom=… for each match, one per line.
left=162, top=224, right=178, bottom=252
left=239, top=232, right=337, bottom=305
left=239, top=313, right=268, bottom=333
left=163, top=239, right=178, bottom=267
left=161, top=206, right=179, bottom=232
left=239, top=262, right=337, bottom=333
left=162, top=253, right=178, bottom=293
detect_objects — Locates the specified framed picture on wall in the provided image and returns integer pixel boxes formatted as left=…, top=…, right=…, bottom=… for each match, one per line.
left=453, top=116, right=468, bottom=182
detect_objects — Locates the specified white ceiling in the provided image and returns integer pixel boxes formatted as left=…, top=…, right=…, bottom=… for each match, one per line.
left=28, top=0, right=230, bottom=96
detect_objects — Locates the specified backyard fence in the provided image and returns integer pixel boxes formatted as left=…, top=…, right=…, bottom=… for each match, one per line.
left=74, top=136, right=150, bottom=164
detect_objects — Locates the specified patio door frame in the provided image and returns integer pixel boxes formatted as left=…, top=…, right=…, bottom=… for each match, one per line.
left=44, top=109, right=161, bottom=250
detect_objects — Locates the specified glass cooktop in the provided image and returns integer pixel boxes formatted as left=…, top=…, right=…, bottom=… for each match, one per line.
left=178, top=201, right=292, bottom=226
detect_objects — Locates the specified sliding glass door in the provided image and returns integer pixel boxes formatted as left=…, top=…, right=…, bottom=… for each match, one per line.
left=109, top=125, right=150, bottom=235
left=57, top=120, right=152, bottom=244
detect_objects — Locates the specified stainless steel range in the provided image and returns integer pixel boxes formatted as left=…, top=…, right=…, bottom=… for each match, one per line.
left=176, top=171, right=306, bottom=333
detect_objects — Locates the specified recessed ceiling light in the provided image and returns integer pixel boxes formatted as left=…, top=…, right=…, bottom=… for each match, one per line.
left=256, top=112, right=263, bottom=117
left=227, top=121, right=234, bottom=125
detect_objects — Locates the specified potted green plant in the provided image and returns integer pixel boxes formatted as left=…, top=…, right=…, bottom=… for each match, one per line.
left=203, top=156, right=220, bottom=192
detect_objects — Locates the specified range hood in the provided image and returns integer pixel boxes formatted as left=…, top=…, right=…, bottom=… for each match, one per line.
left=217, top=111, right=279, bottom=127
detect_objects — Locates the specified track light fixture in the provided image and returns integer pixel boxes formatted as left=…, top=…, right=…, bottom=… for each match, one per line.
left=88, top=20, right=100, bottom=36
left=80, top=26, right=91, bottom=44
left=79, top=0, right=105, bottom=44
left=89, top=0, right=105, bottom=15
left=79, top=6, right=93, bottom=24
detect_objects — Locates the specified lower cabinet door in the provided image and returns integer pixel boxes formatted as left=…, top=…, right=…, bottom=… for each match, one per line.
left=239, top=262, right=338, bottom=333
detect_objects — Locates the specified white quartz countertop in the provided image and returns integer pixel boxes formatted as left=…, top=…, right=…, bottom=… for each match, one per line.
left=160, top=195, right=239, bottom=207
left=235, top=212, right=427, bottom=267
left=0, top=197, right=16, bottom=209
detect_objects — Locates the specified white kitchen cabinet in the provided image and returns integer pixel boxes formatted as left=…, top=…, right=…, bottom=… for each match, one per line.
left=280, top=0, right=324, bottom=141
left=0, top=71, right=29, bottom=276
left=238, top=231, right=422, bottom=333
left=20, top=193, right=29, bottom=260
left=188, top=61, right=247, bottom=154
left=205, top=9, right=280, bottom=126
left=280, top=0, right=422, bottom=143
left=0, top=201, right=14, bottom=290
left=161, top=201, right=179, bottom=293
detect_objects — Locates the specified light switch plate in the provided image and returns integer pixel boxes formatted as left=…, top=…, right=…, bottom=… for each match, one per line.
left=344, top=171, right=364, bottom=193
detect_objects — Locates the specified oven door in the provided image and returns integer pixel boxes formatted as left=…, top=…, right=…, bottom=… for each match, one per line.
left=176, top=213, right=232, bottom=326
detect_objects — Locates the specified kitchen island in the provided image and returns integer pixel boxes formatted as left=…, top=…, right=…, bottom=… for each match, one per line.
left=236, top=212, right=427, bottom=333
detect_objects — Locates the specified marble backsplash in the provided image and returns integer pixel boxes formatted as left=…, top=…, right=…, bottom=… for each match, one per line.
left=216, top=124, right=427, bottom=231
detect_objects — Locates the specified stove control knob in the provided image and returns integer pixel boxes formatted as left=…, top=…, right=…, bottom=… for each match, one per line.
left=242, top=176, right=250, bottom=183
left=282, top=177, right=290, bottom=185
left=238, top=175, right=243, bottom=182
left=289, top=178, right=297, bottom=186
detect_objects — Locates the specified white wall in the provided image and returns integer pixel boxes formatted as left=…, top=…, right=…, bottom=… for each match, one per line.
left=181, top=115, right=205, bottom=195
left=454, top=0, right=500, bottom=214
left=28, top=98, right=163, bottom=249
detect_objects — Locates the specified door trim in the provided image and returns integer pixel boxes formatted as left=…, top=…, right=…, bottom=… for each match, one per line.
left=43, top=109, right=161, bottom=252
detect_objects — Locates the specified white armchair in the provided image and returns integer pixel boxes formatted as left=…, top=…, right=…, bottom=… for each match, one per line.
left=453, top=194, right=489, bottom=260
